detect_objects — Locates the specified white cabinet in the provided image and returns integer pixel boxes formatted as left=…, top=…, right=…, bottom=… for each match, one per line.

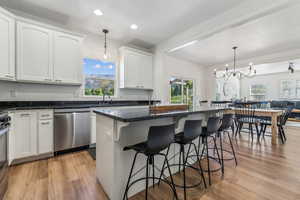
left=0, top=9, right=15, bottom=81
left=90, top=112, right=96, bottom=144
left=53, top=31, right=82, bottom=84
left=10, top=111, right=38, bottom=159
left=9, top=109, right=53, bottom=164
left=119, top=47, right=153, bottom=90
left=17, top=22, right=53, bottom=82
left=38, top=110, right=53, bottom=154
left=16, top=20, right=83, bottom=85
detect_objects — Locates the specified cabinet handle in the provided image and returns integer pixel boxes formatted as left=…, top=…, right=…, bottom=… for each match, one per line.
left=44, top=79, right=52, bottom=81
left=41, top=114, right=50, bottom=117
left=55, top=80, right=62, bottom=82
left=5, top=75, right=13, bottom=78
left=20, top=114, right=30, bottom=117
left=41, top=122, right=50, bottom=125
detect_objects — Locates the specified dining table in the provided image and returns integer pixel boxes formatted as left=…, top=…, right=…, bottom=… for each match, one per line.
left=226, top=108, right=284, bottom=145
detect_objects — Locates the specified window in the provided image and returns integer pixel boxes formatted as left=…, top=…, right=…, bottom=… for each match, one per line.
left=83, top=58, right=116, bottom=96
left=250, top=84, right=267, bottom=101
left=280, top=80, right=295, bottom=99
left=170, top=77, right=194, bottom=106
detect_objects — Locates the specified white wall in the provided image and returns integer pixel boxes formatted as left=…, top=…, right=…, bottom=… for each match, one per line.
left=240, top=71, right=300, bottom=100
left=153, top=51, right=208, bottom=105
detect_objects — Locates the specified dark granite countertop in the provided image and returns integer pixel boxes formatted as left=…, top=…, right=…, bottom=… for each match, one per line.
left=0, top=100, right=159, bottom=111
left=93, top=106, right=228, bottom=122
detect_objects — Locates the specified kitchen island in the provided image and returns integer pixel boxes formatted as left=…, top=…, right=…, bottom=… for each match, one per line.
left=93, top=106, right=227, bottom=200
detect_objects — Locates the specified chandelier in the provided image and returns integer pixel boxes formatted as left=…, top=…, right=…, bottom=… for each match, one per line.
left=214, top=46, right=256, bottom=80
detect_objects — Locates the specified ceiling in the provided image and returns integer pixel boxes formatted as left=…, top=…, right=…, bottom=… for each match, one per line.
left=0, top=0, right=245, bottom=49
left=169, top=2, right=300, bottom=66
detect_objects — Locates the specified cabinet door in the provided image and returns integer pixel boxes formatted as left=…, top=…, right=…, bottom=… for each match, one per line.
left=53, top=31, right=82, bottom=85
left=124, top=51, right=141, bottom=88
left=0, top=11, right=15, bottom=81
left=13, top=111, right=37, bottom=159
left=38, top=119, right=53, bottom=154
left=17, top=22, right=53, bottom=82
left=90, top=114, right=96, bottom=144
left=139, top=54, right=153, bottom=89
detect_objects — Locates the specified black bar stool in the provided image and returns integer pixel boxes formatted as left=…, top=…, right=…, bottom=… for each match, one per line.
left=122, top=124, right=178, bottom=200
left=200, top=116, right=222, bottom=185
left=158, top=120, right=207, bottom=200
left=215, top=114, right=238, bottom=174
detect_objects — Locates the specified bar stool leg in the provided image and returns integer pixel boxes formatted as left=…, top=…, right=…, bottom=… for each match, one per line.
left=152, top=156, right=155, bottom=188
left=212, top=136, right=222, bottom=166
left=205, top=136, right=211, bottom=185
left=184, top=144, right=192, bottom=165
left=163, top=154, right=179, bottom=200
left=227, top=131, right=238, bottom=166
left=178, top=146, right=182, bottom=173
left=158, top=146, right=170, bottom=186
left=219, top=132, right=224, bottom=175
left=192, top=143, right=207, bottom=188
left=181, top=144, right=187, bottom=200
left=123, top=152, right=139, bottom=200
left=145, top=156, right=149, bottom=200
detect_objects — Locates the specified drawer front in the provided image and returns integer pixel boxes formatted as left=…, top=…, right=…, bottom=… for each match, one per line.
left=38, top=110, right=53, bottom=120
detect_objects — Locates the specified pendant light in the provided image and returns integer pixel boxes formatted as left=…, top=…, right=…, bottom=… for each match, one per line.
left=103, top=29, right=109, bottom=60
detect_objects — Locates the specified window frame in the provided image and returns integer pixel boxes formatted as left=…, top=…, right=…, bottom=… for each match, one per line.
left=169, top=76, right=195, bottom=106
left=82, top=57, right=117, bottom=98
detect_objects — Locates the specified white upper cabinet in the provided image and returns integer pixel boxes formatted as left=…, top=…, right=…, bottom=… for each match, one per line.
left=15, top=19, right=83, bottom=85
left=17, top=22, right=53, bottom=82
left=119, top=47, right=153, bottom=90
left=53, top=31, right=82, bottom=84
left=0, top=9, right=15, bottom=81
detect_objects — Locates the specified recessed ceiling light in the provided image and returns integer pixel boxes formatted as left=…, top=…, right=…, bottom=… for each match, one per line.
left=130, top=24, right=138, bottom=30
left=94, top=9, right=103, bottom=16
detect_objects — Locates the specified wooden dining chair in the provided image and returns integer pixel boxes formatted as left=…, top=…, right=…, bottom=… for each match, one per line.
left=260, top=107, right=293, bottom=143
left=235, top=103, right=261, bottom=141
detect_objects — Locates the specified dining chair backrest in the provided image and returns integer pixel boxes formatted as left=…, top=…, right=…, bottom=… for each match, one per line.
left=235, top=103, right=257, bottom=123
left=279, top=106, right=293, bottom=126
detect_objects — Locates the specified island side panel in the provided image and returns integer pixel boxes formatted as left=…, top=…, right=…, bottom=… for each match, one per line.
left=96, top=115, right=115, bottom=199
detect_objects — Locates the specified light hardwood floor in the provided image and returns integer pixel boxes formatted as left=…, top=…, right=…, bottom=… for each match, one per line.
left=5, top=127, right=300, bottom=200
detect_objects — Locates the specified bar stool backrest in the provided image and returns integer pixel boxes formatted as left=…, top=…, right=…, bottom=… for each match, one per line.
left=207, top=117, right=222, bottom=134
left=147, top=124, right=175, bottom=153
left=220, top=114, right=234, bottom=130
left=184, top=120, right=203, bottom=140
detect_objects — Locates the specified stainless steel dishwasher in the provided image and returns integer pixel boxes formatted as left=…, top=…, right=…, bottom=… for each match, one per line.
left=54, top=108, right=91, bottom=152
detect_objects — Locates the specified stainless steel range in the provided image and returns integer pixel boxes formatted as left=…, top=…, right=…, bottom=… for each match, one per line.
left=0, top=112, right=10, bottom=199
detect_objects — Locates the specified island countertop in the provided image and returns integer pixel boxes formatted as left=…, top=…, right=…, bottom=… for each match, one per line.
left=93, top=106, right=228, bottom=122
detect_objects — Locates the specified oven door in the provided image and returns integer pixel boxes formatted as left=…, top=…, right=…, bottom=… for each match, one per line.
left=0, top=127, right=8, bottom=199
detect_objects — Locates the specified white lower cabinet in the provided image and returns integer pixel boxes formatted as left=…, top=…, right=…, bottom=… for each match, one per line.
left=38, top=119, right=53, bottom=154
left=9, top=110, right=53, bottom=164
left=10, top=111, right=38, bottom=160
